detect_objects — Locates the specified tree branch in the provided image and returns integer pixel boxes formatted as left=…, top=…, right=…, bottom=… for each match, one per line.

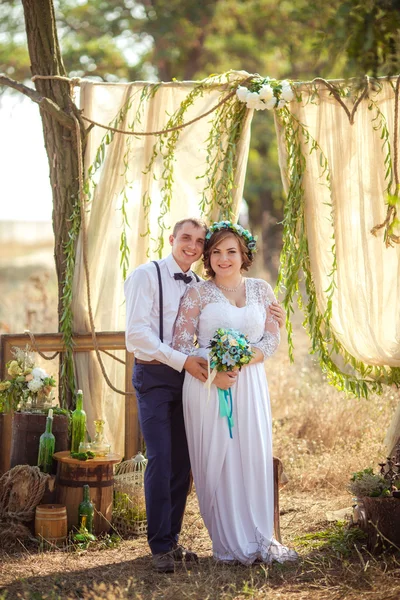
left=0, top=73, right=75, bottom=129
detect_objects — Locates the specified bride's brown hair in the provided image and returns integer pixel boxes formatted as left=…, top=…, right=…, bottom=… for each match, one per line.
left=203, top=230, right=254, bottom=278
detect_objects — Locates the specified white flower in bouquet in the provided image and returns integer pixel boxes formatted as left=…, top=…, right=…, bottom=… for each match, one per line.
left=281, top=83, right=294, bottom=102
left=236, top=86, right=249, bottom=102
left=32, top=367, right=47, bottom=379
left=28, top=377, right=44, bottom=393
left=258, top=84, right=274, bottom=101
left=246, top=92, right=261, bottom=109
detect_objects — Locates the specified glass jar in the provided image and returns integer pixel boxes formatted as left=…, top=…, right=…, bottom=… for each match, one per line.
left=90, top=419, right=111, bottom=457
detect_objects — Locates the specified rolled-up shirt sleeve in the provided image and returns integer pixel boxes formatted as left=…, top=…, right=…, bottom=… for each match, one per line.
left=124, top=268, right=188, bottom=372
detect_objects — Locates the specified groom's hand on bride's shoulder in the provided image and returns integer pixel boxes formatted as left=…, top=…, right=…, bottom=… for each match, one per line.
left=184, top=356, right=208, bottom=382
left=213, top=371, right=238, bottom=390
left=270, top=302, right=285, bottom=328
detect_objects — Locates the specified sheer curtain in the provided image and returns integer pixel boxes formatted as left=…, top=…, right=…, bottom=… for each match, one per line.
left=275, top=79, right=400, bottom=451
left=71, top=75, right=253, bottom=455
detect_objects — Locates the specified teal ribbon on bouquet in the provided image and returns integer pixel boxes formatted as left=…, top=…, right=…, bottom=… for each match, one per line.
left=217, top=387, right=234, bottom=439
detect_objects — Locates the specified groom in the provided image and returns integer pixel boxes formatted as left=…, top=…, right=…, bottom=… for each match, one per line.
left=124, top=218, right=212, bottom=573
left=124, top=217, right=285, bottom=573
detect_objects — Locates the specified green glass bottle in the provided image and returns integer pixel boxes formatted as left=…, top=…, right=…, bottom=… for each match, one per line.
left=37, top=408, right=55, bottom=473
left=71, top=389, right=87, bottom=453
left=78, top=484, right=94, bottom=533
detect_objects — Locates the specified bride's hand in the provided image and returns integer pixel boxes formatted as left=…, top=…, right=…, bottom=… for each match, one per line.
left=213, top=371, right=238, bottom=390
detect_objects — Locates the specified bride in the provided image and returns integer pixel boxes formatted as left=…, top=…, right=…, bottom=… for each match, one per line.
left=173, top=221, right=297, bottom=565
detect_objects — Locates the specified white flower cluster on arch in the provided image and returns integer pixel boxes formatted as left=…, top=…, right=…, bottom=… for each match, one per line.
left=236, top=77, right=294, bottom=111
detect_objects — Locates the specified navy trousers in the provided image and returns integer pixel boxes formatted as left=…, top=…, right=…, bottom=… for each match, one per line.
left=132, top=362, right=191, bottom=555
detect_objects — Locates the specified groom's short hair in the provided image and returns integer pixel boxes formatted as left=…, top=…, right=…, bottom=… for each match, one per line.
left=172, top=218, right=207, bottom=237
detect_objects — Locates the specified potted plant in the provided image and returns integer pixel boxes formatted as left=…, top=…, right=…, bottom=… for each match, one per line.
left=349, top=466, right=400, bottom=552
left=0, top=346, right=69, bottom=471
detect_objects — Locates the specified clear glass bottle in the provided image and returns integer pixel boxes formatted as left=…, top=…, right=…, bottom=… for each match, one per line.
left=37, top=408, right=55, bottom=473
left=78, top=484, right=94, bottom=533
left=71, top=389, right=87, bottom=453
left=90, top=419, right=111, bottom=457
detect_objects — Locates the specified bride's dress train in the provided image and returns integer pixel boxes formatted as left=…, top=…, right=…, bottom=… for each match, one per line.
left=174, top=278, right=298, bottom=564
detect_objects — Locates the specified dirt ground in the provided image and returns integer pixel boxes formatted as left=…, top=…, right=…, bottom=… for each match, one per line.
left=1, top=491, right=400, bottom=600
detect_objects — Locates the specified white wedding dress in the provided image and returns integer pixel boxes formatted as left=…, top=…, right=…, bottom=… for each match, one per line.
left=173, top=278, right=297, bottom=564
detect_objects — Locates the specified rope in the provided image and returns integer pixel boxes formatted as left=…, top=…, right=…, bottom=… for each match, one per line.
left=0, top=465, right=50, bottom=522
left=80, top=87, right=240, bottom=136
left=100, top=349, right=126, bottom=365
left=311, top=75, right=370, bottom=124
left=32, top=73, right=252, bottom=137
left=32, top=74, right=81, bottom=98
left=0, top=465, right=49, bottom=545
left=0, top=522, right=35, bottom=544
left=21, top=332, right=125, bottom=366
left=24, top=330, right=59, bottom=361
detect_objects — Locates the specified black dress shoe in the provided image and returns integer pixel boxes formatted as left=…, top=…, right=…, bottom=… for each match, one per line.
left=172, top=543, right=198, bottom=562
left=152, top=553, right=175, bottom=573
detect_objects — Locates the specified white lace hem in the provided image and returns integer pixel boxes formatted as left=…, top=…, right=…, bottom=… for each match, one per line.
left=213, top=537, right=298, bottom=566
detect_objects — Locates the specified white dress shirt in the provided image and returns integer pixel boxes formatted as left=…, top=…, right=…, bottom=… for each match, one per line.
left=124, top=253, right=198, bottom=372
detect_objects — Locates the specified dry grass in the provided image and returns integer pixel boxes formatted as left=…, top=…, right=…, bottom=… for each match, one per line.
left=1, top=239, right=400, bottom=599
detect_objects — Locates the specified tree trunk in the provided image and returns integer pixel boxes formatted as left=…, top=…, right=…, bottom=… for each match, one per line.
left=22, top=0, right=80, bottom=319
left=21, top=0, right=85, bottom=406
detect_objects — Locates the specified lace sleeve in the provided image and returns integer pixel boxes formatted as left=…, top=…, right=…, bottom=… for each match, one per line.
left=253, top=281, right=280, bottom=359
left=172, top=284, right=202, bottom=355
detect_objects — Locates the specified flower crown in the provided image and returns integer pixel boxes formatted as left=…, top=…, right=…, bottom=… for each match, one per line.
left=205, top=221, right=257, bottom=255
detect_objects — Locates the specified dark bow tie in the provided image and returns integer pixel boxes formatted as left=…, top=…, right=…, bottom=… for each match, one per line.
left=174, top=272, right=192, bottom=284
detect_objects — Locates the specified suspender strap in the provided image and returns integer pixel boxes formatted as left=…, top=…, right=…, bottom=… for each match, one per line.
left=152, top=260, right=198, bottom=342
left=152, top=261, right=164, bottom=343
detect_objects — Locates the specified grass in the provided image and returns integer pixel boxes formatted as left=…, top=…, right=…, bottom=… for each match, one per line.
left=1, top=240, right=400, bottom=599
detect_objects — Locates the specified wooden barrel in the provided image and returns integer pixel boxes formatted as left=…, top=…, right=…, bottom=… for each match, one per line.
left=10, top=413, right=69, bottom=472
left=53, top=451, right=121, bottom=534
left=35, top=504, right=68, bottom=544
left=0, top=413, right=13, bottom=475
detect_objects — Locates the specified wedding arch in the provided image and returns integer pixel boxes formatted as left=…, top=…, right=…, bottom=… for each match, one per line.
left=56, top=71, right=400, bottom=454
left=2, top=67, right=400, bottom=456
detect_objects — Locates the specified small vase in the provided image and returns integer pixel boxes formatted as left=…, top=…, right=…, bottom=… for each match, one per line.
left=90, top=419, right=111, bottom=457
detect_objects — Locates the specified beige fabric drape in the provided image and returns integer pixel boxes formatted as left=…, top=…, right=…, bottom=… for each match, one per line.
left=275, top=80, right=400, bottom=451
left=71, top=77, right=253, bottom=456
left=276, top=80, right=400, bottom=366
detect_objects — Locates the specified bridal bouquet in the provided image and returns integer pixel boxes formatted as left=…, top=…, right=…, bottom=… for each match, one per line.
left=208, top=328, right=253, bottom=438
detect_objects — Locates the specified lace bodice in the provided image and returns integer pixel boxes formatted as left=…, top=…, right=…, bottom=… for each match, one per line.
left=173, top=278, right=280, bottom=359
